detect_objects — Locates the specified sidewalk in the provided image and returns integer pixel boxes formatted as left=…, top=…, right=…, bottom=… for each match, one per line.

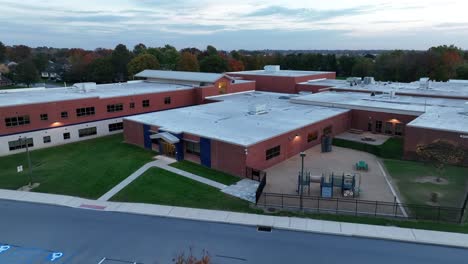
left=1, top=188, right=468, bottom=249
left=98, top=158, right=226, bottom=201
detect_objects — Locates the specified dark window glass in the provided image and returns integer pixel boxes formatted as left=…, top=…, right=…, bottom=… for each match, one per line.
left=307, top=131, right=318, bottom=142
left=164, top=97, right=171, bottom=105
left=76, top=107, right=95, bottom=117
left=5, top=115, right=30, bottom=127
left=185, top=141, right=200, bottom=156
left=108, top=122, right=124, bottom=132
left=40, top=114, right=48, bottom=121
left=61, top=111, right=68, bottom=118
left=107, top=103, right=124, bottom=113
left=385, top=122, right=393, bottom=135
left=63, top=132, right=71, bottom=140
left=129, top=102, right=135, bottom=109
left=323, top=125, right=333, bottom=135
left=266, top=145, right=281, bottom=160
left=78, top=127, right=97, bottom=138
left=142, top=100, right=150, bottom=108
left=395, top=123, right=404, bottom=136
left=375, top=121, right=383, bottom=133
left=8, top=138, right=34, bottom=151
left=43, top=136, right=51, bottom=143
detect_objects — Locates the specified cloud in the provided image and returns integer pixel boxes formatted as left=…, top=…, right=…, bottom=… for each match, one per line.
left=244, top=5, right=371, bottom=21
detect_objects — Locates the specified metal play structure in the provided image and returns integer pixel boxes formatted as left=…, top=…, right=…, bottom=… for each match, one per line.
left=297, top=171, right=361, bottom=198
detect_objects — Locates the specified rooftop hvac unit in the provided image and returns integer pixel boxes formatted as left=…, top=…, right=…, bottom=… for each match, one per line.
left=72, top=82, right=97, bottom=93
left=248, top=104, right=268, bottom=115
left=419, top=77, right=430, bottom=89
left=363, top=76, right=375, bottom=85
left=264, top=65, right=280, bottom=72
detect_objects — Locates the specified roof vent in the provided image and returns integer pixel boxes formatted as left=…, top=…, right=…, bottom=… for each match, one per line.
left=264, top=65, right=280, bottom=72
left=248, top=104, right=268, bottom=115
left=278, top=96, right=290, bottom=100
left=419, top=77, right=430, bottom=89
left=363, top=76, right=375, bottom=85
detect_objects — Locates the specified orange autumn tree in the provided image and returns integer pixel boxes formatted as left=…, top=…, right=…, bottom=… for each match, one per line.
left=416, top=139, right=466, bottom=182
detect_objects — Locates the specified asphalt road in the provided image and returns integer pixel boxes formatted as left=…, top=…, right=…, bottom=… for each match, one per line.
left=0, top=199, right=467, bottom=264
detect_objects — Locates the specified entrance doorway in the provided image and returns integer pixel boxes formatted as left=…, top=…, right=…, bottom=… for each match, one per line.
left=161, top=141, right=176, bottom=157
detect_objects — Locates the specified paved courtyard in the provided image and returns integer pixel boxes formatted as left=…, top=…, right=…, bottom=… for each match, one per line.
left=263, top=145, right=397, bottom=203
left=335, top=131, right=392, bottom=145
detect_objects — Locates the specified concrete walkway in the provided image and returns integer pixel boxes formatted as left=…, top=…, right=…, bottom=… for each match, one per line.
left=98, top=158, right=227, bottom=201
left=1, top=188, right=468, bottom=250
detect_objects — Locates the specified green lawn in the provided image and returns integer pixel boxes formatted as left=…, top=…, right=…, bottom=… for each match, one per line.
left=111, top=167, right=256, bottom=212
left=170, top=160, right=240, bottom=185
left=333, top=137, right=403, bottom=159
left=384, top=159, right=468, bottom=208
left=0, top=134, right=155, bottom=198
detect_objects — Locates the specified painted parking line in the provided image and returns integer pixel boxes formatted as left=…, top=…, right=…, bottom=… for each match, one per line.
left=0, top=243, right=72, bottom=264
left=97, top=257, right=143, bottom=263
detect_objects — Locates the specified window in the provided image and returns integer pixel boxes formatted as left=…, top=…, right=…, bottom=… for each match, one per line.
left=266, top=145, right=281, bottom=160
left=129, top=102, right=135, bottom=109
left=218, top=81, right=227, bottom=94
left=367, top=121, right=372, bottom=131
left=76, top=107, right=95, bottom=117
left=78, top=127, right=97, bottom=138
left=63, top=132, right=70, bottom=140
left=323, top=125, right=333, bottom=135
left=5, top=115, right=30, bottom=127
left=185, top=141, right=200, bottom=156
left=142, top=100, right=150, bottom=108
left=307, top=131, right=318, bottom=142
left=43, top=136, right=51, bottom=143
left=395, top=123, right=404, bottom=136
left=164, top=97, right=171, bottom=105
left=8, top=138, right=34, bottom=151
left=108, top=122, right=124, bottom=132
left=40, top=114, right=48, bottom=121
left=375, top=121, right=383, bottom=133
left=107, top=103, right=124, bottom=113
left=384, top=122, right=393, bottom=135
left=61, top=111, right=68, bottom=118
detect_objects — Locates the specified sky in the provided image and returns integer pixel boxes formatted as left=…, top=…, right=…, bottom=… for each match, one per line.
left=1, top=0, right=468, bottom=50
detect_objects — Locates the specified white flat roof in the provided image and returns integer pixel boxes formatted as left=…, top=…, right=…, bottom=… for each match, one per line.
left=291, top=91, right=468, bottom=134
left=228, top=69, right=334, bottom=77
left=135, top=70, right=225, bottom=83
left=301, top=79, right=468, bottom=98
left=0, top=81, right=193, bottom=107
left=125, top=91, right=349, bottom=147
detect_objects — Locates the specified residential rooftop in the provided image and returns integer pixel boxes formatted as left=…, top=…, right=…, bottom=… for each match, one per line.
left=135, top=70, right=226, bottom=83
left=0, top=80, right=193, bottom=107
left=125, top=91, right=349, bottom=147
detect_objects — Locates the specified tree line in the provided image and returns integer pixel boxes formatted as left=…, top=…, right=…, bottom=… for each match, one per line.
left=1, top=41, right=467, bottom=86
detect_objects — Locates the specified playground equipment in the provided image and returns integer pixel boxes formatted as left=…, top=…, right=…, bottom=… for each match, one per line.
left=298, top=170, right=361, bottom=198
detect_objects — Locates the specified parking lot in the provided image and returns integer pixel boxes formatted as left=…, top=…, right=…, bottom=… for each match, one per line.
left=0, top=243, right=70, bottom=264
left=263, top=145, right=397, bottom=203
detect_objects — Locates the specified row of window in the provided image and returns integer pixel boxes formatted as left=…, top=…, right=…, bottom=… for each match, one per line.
left=7, top=123, right=124, bottom=151
left=4, top=98, right=173, bottom=127
left=370, top=121, right=403, bottom=136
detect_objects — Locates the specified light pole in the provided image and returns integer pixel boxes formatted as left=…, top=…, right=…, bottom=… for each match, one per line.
left=299, top=151, right=306, bottom=210
left=21, top=137, right=33, bottom=187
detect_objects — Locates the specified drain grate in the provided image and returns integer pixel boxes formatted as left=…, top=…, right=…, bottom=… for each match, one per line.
left=257, top=226, right=272, bottom=232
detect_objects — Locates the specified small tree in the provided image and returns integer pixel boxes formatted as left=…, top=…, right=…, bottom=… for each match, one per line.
left=127, top=53, right=160, bottom=78
left=14, top=59, right=39, bottom=87
left=416, top=139, right=466, bottom=182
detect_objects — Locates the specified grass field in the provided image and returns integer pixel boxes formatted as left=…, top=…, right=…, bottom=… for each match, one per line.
left=384, top=159, right=468, bottom=208
left=333, top=137, right=403, bottom=159
left=0, top=134, right=155, bottom=198
left=111, top=167, right=256, bottom=212
left=170, top=160, right=240, bottom=185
